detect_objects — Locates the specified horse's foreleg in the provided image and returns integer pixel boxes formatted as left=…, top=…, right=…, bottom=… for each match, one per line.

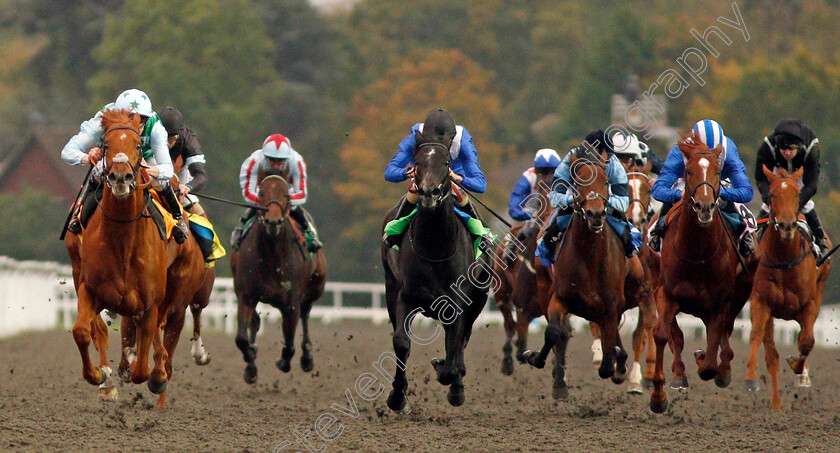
left=590, top=322, right=603, bottom=369
left=696, top=312, right=725, bottom=382
left=550, top=316, right=572, bottom=400
left=745, top=298, right=770, bottom=392
left=598, top=310, right=623, bottom=382
left=387, top=296, right=412, bottom=414
left=72, top=285, right=104, bottom=386
left=498, top=291, right=515, bottom=375
left=525, top=295, right=566, bottom=369
left=119, top=315, right=136, bottom=383
left=762, top=318, right=782, bottom=410
left=650, top=296, right=678, bottom=413
left=90, top=314, right=118, bottom=400
left=300, top=303, right=314, bottom=373
left=276, top=306, right=299, bottom=373
left=235, top=296, right=258, bottom=384
left=789, top=302, right=818, bottom=386
left=669, top=315, right=688, bottom=389
left=641, top=289, right=658, bottom=390
left=130, top=307, right=157, bottom=385
left=190, top=304, right=210, bottom=366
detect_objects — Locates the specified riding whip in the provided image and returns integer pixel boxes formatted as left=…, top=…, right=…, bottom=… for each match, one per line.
left=193, top=193, right=267, bottom=211
left=59, top=164, right=94, bottom=240
left=817, top=242, right=839, bottom=267
left=450, top=179, right=512, bottom=229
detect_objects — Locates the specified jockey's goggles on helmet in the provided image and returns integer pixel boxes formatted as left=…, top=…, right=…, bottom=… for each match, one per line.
left=779, top=143, right=801, bottom=151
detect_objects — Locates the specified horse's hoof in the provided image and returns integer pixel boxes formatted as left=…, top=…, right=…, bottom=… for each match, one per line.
left=300, top=355, right=314, bottom=373
left=744, top=379, right=760, bottom=392
left=236, top=337, right=256, bottom=362
left=642, top=377, right=654, bottom=390
left=447, top=386, right=466, bottom=407
left=98, top=385, right=119, bottom=401
left=244, top=363, right=258, bottom=384
left=714, top=374, right=731, bottom=388
left=786, top=355, right=797, bottom=366
left=501, top=357, right=514, bottom=376
left=650, top=399, right=669, bottom=414
left=387, top=390, right=409, bottom=414
left=611, top=374, right=626, bottom=385
left=694, top=350, right=705, bottom=361
left=699, top=368, right=717, bottom=381
left=670, top=376, right=689, bottom=390
left=147, top=378, right=167, bottom=395
left=523, top=351, right=545, bottom=369
left=598, top=363, right=614, bottom=380
left=193, top=353, right=211, bottom=366
left=794, top=374, right=812, bottom=388
left=626, top=382, right=643, bottom=394
left=276, top=358, right=291, bottom=373
left=552, top=384, right=569, bottom=400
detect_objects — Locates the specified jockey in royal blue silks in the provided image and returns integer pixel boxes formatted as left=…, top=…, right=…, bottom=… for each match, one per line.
left=535, top=130, right=644, bottom=267
left=382, top=108, right=494, bottom=249
left=503, top=148, right=561, bottom=259
left=648, top=119, right=755, bottom=257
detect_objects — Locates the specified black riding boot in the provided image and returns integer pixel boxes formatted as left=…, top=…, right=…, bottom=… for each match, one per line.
left=67, top=180, right=102, bottom=234
left=230, top=207, right=256, bottom=250
left=383, top=197, right=416, bottom=248
left=621, top=224, right=638, bottom=258
left=804, top=209, right=827, bottom=255
left=647, top=202, right=673, bottom=253
left=290, top=207, right=323, bottom=252
left=541, top=218, right=562, bottom=259
left=159, top=185, right=189, bottom=244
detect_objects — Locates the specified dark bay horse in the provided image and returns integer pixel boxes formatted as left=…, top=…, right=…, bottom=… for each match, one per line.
left=70, top=109, right=205, bottom=408
left=232, top=169, right=327, bottom=384
left=525, top=151, right=629, bottom=399
left=494, top=169, right=554, bottom=375
left=745, top=166, right=831, bottom=410
left=381, top=128, right=491, bottom=412
left=650, top=131, right=756, bottom=413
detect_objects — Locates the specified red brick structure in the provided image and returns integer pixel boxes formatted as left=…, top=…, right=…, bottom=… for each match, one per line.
left=0, top=126, right=88, bottom=205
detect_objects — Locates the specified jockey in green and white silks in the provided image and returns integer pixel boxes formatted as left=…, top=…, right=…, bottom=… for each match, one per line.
left=61, top=88, right=189, bottom=243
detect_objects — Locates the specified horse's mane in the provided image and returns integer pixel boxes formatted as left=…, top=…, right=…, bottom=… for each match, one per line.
left=678, top=130, right=721, bottom=158
left=100, top=108, right=139, bottom=132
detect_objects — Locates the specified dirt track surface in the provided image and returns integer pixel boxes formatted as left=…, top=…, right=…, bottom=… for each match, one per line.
left=1, top=319, right=839, bottom=452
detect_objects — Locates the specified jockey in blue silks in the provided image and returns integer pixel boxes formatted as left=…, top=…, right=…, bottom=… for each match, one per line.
left=648, top=119, right=755, bottom=257
left=536, top=130, right=643, bottom=266
left=383, top=108, right=493, bottom=248
left=508, top=148, right=562, bottom=221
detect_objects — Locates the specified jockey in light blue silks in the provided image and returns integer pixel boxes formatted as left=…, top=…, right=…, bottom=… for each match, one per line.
left=536, top=130, right=643, bottom=267
left=648, top=119, right=755, bottom=257
left=383, top=108, right=494, bottom=249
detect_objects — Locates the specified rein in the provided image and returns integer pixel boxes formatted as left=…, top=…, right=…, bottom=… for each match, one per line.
left=96, top=124, right=154, bottom=224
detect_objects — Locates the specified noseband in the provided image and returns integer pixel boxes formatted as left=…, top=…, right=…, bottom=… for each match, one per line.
left=258, top=175, right=291, bottom=223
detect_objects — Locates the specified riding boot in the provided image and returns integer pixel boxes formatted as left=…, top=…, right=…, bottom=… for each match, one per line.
left=67, top=179, right=100, bottom=234
left=542, top=218, right=562, bottom=259
left=647, top=202, right=673, bottom=253
left=621, top=224, right=638, bottom=258
left=290, top=207, right=323, bottom=253
left=159, top=184, right=189, bottom=244
left=383, top=197, right=416, bottom=248
left=804, top=209, right=827, bottom=255
left=230, top=207, right=256, bottom=250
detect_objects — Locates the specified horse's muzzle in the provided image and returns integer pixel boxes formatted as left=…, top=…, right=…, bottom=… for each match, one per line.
left=262, top=218, right=284, bottom=237
left=585, top=208, right=606, bottom=233
left=775, top=220, right=797, bottom=240
left=106, top=171, right=134, bottom=199
left=691, top=199, right=716, bottom=225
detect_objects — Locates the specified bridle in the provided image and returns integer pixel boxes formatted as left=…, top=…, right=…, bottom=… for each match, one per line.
left=685, top=150, right=721, bottom=212
left=626, top=172, right=653, bottom=221
left=258, top=175, right=291, bottom=224
left=760, top=174, right=812, bottom=270
left=413, top=142, right=451, bottom=204
left=572, top=159, right=610, bottom=233
left=97, top=124, right=153, bottom=223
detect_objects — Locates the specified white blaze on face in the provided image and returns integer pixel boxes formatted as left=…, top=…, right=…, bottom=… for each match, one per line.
left=698, top=158, right=710, bottom=197
left=781, top=181, right=788, bottom=190
left=628, top=178, right=643, bottom=221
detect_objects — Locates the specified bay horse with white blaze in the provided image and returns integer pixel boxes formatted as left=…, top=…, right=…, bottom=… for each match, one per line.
left=649, top=131, right=756, bottom=413
left=525, top=149, right=629, bottom=399
left=745, top=165, right=831, bottom=410
left=232, top=168, right=327, bottom=384
left=69, top=109, right=205, bottom=408
left=381, top=128, right=491, bottom=412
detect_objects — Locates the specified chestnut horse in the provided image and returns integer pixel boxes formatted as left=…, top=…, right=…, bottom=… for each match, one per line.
left=649, top=131, right=756, bottom=413
left=381, top=129, right=491, bottom=412
left=745, top=166, right=831, bottom=410
left=232, top=169, right=327, bottom=385
left=69, top=109, right=205, bottom=408
left=494, top=169, right=554, bottom=375
left=525, top=150, right=629, bottom=399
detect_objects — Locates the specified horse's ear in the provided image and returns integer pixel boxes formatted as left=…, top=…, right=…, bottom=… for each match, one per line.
left=791, top=166, right=805, bottom=182
left=762, top=164, right=777, bottom=183
left=414, top=129, right=426, bottom=145
left=711, top=143, right=723, bottom=158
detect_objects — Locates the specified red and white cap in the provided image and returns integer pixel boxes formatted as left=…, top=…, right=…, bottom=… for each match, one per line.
left=262, top=134, right=292, bottom=159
